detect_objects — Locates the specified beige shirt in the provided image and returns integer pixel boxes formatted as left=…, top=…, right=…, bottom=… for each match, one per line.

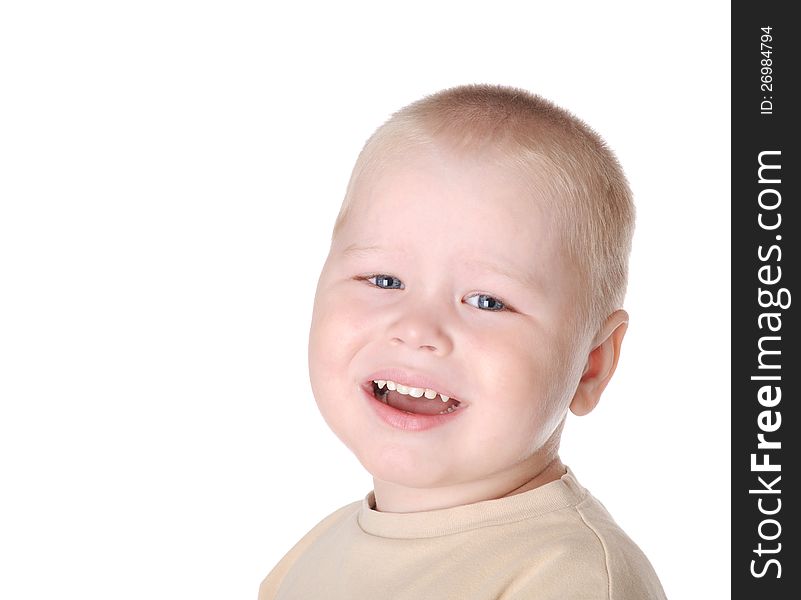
left=259, top=469, right=667, bottom=599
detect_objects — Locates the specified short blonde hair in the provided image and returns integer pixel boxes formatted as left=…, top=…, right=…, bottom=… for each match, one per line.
left=332, top=84, right=634, bottom=339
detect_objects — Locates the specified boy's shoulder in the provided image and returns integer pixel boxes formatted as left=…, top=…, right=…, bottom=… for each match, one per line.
left=258, top=500, right=359, bottom=600
left=259, top=472, right=666, bottom=600
left=530, top=490, right=668, bottom=600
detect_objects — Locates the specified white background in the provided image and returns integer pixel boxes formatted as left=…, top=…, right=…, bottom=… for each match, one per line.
left=0, top=1, right=730, bottom=598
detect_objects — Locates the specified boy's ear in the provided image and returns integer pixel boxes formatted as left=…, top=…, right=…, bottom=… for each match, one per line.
left=570, top=310, right=629, bottom=417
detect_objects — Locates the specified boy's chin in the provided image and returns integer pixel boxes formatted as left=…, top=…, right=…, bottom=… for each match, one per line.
left=357, top=453, right=461, bottom=490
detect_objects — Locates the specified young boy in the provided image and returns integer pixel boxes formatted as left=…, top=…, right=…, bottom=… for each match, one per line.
left=260, top=85, right=667, bottom=599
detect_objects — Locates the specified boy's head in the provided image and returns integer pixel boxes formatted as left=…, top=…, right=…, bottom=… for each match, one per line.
left=308, top=85, right=633, bottom=509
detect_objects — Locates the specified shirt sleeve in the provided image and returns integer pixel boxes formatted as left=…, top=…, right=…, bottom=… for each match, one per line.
left=257, top=503, right=358, bottom=600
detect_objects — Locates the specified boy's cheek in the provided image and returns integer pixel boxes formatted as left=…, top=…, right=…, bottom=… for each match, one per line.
left=309, top=294, right=370, bottom=376
left=321, top=287, right=393, bottom=335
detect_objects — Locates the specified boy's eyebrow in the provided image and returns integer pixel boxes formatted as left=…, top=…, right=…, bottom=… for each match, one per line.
left=341, top=243, right=389, bottom=257
left=341, top=243, right=541, bottom=290
left=470, top=258, right=542, bottom=290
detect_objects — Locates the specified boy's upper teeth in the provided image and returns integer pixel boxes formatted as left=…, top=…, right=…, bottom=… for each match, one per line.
left=374, top=379, right=450, bottom=402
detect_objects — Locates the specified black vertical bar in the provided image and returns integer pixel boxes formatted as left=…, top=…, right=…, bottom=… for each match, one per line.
left=732, top=1, right=798, bottom=598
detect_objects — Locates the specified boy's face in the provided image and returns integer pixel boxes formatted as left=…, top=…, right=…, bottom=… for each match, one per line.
left=308, top=145, right=590, bottom=500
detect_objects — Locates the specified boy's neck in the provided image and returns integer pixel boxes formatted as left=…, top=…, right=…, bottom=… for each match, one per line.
left=371, top=456, right=566, bottom=513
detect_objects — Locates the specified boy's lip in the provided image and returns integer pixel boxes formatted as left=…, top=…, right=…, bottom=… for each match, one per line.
left=362, top=367, right=465, bottom=404
left=361, top=384, right=465, bottom=431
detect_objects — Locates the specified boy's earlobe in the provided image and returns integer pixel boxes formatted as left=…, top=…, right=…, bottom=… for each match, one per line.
left=569, top=310, right=629, bottom=417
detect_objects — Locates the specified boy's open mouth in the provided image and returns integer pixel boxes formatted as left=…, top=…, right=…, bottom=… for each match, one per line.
left=370, top=380, right=462, bottom=416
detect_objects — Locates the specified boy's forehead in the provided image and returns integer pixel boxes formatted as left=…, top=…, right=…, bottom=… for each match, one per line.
left=346, top=152, right=559, bottom=244
left=333, top=154, right=575, bottom=293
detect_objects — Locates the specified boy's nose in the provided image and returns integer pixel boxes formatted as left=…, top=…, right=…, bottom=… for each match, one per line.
left=386, top=308, right=454, bottom=356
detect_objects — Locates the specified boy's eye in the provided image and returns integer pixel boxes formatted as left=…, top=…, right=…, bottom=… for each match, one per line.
left=361, top=275, right=507, bottom=312
left=367, top=274, right=405, bottom=289
left=464, top=293, right=506, bottom=312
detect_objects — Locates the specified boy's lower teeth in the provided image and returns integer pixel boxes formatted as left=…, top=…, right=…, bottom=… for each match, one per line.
left=374, top=386, right=459, bottom=415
